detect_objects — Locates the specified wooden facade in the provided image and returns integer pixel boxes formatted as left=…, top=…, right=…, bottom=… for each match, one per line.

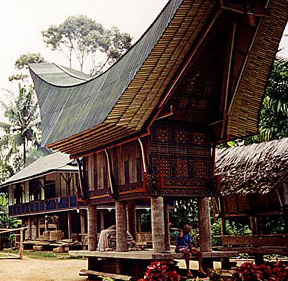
left=0, top=153, right=87, bottom=243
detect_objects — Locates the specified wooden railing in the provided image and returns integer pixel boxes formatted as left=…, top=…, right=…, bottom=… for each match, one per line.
left=221, top=234, right=288, bottom=247
left=8, top=195, right=78, bottom=216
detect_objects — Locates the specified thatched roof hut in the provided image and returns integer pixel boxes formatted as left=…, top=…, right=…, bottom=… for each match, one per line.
left=216, top=138, right=288, bottom=196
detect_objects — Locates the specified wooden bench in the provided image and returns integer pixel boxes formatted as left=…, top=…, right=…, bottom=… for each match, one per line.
left=79, top=269, right=134, bottom=280
left=158, top=251, right=239, bottom=270
left=70, top=249, right=239, bottom=270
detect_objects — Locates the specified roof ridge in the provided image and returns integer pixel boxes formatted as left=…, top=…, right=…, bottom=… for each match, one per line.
left=53, top=63, right=89, bottom=81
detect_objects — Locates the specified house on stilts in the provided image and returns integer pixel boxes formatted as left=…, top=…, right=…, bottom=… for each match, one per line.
left=215, top=137, right=288, bottom=263
left=0, top=152, right=86, bottom=248
left=28, top=0, right=288, bottom=277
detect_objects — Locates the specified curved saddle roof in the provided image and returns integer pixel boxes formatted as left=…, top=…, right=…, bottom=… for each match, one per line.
left=30, top=0, right=288, bottom=156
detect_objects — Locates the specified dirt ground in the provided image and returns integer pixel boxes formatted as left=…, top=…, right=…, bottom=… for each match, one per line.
left=0, top=257, right=87, bottom=281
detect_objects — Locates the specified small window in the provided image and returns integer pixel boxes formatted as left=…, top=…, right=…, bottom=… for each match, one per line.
left=44, top=180, right=56, bottom=199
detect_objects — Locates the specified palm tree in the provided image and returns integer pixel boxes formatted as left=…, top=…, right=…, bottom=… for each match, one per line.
left=0, top=84, right=41, bottom=168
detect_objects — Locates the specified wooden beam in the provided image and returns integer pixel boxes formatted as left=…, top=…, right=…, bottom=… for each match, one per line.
left=138, top=138, right=147, bottom=173
left=221, top=20, right=237, bottom=139
left=104, top=149, right=117, bottom=198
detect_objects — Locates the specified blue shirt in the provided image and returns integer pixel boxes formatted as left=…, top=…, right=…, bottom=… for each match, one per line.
left=176, top=232, right=193, bottom=247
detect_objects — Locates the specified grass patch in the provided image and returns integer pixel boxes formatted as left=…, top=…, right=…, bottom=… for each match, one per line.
left=0, top=249, right=86, bottom=260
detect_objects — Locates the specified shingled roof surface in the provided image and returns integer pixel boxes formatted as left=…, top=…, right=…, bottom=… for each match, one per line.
left=30, top=0, right=288, bottom=155
left=215, top=138, right=288, bottom=196
left=0, top=152, right=77, bottom=187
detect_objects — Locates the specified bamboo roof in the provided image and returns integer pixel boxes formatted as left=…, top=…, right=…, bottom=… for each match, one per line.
left=0, top=152, right=77, bottom=187
left=215, top=138, right=288, bottom=196
left=29, top=0, right=288, bottom=156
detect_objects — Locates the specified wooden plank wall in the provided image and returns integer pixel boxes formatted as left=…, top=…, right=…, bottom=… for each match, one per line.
left=86, top=139, right=143, bottom=194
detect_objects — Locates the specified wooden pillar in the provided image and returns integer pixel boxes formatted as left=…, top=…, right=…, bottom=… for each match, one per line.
left=250, top=216, right=258, bottom=235
left=87, top=204, right=98, bottom=251
left=151, top=196, right=165, bottom=254
left=220, top=198, right=227, bottom=236
left=136, top=210, right=142, bottom=233
left=19, top=229, right=24, bottom=260
left=35, top=217, right=39, bottom=239
left=80, top=209, right=86, bottom=247
left=197, top=197, right=212, bottom=252
left=34, top=216, right=40, bottom=236
left=100, top=210, right=105, bottom=231
left=164, top=199, right=170, bottom=252
left=221, top=216, right=227, bottom=235
left=28, top=217, right=32, bottom=239
left=67, top=211, right=72, bottom=239
left=44, top=215, right=48, bottom=232
left=115, top=201, right=127, bottom=252
left=126, top=201, right=136, bottom=239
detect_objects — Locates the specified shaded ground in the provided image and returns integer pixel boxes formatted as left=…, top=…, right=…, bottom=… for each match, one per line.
left=0, top=256, right=87, bottom=281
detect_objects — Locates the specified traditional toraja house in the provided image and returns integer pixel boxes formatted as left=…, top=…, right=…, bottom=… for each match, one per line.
left=28, top=0, right=288, bottom=276
left=215, top=138, right=288, bottom=262
left=0, top=152, right=86, bottom=246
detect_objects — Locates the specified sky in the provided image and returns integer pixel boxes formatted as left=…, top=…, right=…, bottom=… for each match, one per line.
left=0, top=0, right=168, bottom=92
left=0, top=0, right=287, bottom=96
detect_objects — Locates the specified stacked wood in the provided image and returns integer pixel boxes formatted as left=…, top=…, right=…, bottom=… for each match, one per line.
left=53, top=246, right=69, bottom=253
left=49, top=230, right=63, bottom=241
left=42, top=231, right=50, bottom=241
left=33, top=245, right=43, bottom=251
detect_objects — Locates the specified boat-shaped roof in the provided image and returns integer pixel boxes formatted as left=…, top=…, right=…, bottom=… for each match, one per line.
left=30, top=0, right=288, bottom=156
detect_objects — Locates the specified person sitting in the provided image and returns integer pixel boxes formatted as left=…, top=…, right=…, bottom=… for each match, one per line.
left=175, top=224, right=206, bottom=277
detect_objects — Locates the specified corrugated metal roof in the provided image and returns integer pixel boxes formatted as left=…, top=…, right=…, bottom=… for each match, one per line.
left=0, top=152, right=77, bottom=187
left=30, top=63, right=89, bottom=86
left=30, top=0, right=215, bottom=153
left=30, top=0, right=288, bottom=155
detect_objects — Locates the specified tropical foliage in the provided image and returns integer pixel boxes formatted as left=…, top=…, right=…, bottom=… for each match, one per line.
left=9, top=52, right=45, bottom=82
left=42, top=15, right=132, bottom=74
left=0, top=84, right=41, bottom=169
left=227, top=57, right=288, bottom=147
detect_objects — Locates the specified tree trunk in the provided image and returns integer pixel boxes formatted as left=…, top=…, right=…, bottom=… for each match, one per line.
left=23, top=138, right=26, bottom=167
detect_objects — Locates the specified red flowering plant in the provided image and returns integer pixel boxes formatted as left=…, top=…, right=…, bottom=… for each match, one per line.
left=138, top=261, right=181, bottom=281
left=232, top=262, right=288, bottom=281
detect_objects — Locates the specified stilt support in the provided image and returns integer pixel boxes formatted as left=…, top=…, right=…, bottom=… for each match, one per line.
left=164, top=198, right=170, bottom=252
left=126, top=201, right=136, bottom=240
left=67, top=211, right=72, bottom=239
left=198, top=197, right=212, bottom=252
left=87, top=204, right=98, bottom=251
left=80, top=209, right=86, bottom=249
left=151, top=196, right=165, bottom=254
left=115, top=201, right=128, bottom=252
